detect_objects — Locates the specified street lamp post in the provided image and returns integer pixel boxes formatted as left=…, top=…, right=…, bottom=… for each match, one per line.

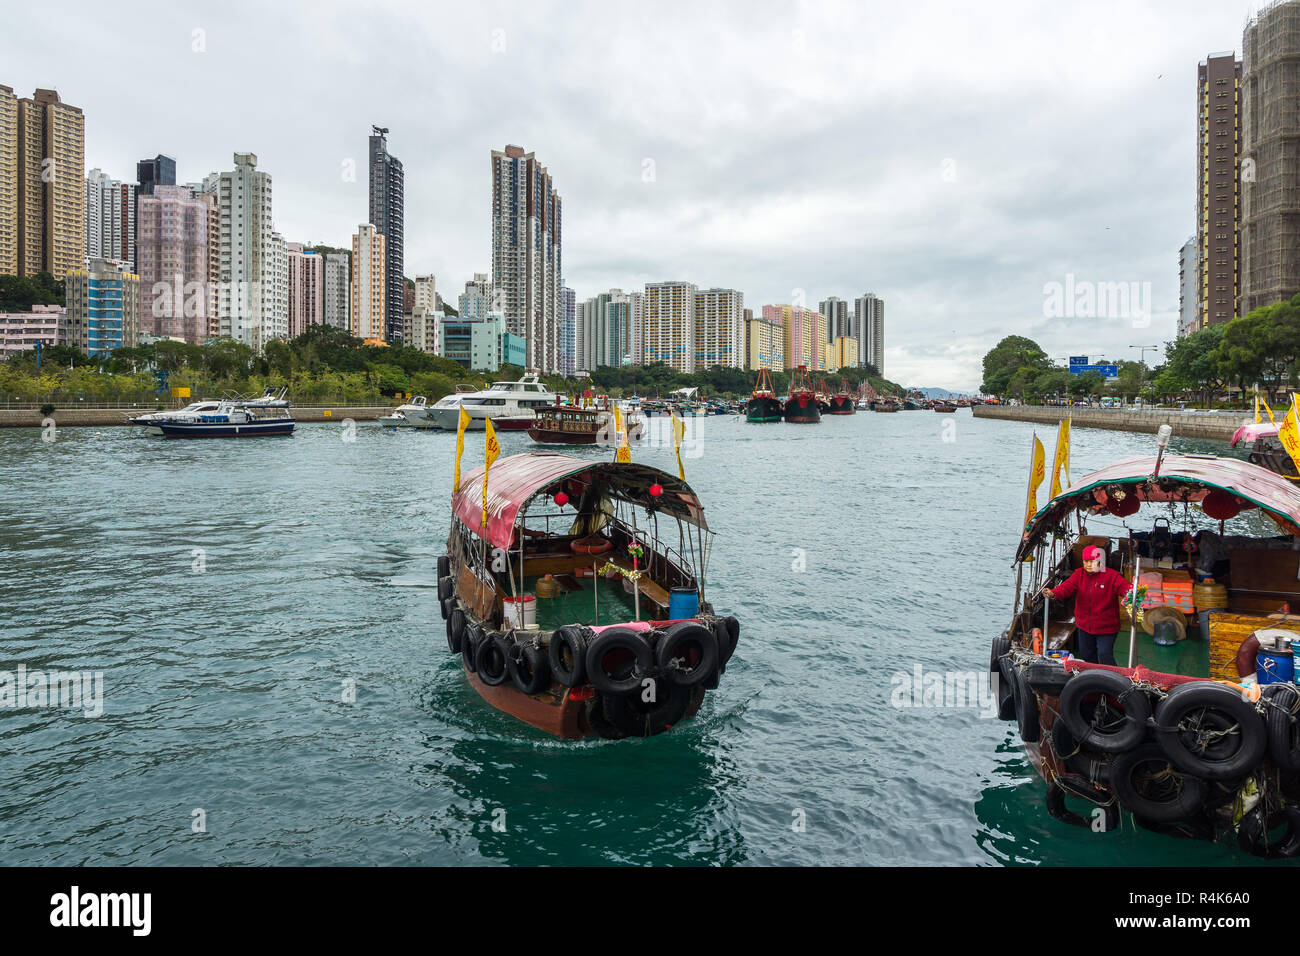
left=1130, top=345, right=1160, bottom=402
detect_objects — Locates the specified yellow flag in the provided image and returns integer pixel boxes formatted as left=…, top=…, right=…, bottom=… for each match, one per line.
left=1279, top=395, right=1300, bottom=473
left=1024, top=433, right=1046, bottom=527
left=481, top=417, right=500, bottom=528
left=671, top=411, right=686, bottom=480
left=453, top=407, right=471, bottom=493
left=1049, top=418, right=1071, bottom=498
left=613, top=405, right=630, bottom=463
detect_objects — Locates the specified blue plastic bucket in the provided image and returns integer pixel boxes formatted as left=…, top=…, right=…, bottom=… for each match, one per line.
left=668, top=587, right=699, bottom=619
left=1257, top=648, right=1295, bottom=685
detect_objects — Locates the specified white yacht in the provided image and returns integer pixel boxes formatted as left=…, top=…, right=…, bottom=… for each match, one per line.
left=424, top=372, right=557, bottom=431
left=388, top=395, right=431, bottom=428
left=127, top=401, right=224, bottom=435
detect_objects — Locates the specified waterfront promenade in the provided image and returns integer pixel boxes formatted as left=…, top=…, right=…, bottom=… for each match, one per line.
left=972, top=404, right=1246, bottom=441
left=0, top=405, right=395, bottom=427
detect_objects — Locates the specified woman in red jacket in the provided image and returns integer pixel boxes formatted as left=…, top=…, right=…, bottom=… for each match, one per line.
left=1041, top=545, right=1133, bottom=666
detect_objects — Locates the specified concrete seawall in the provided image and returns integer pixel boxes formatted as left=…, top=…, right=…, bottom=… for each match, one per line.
left=971, top=404, right=1246, bottom=441
left=0, top=406, right=395, bottom=428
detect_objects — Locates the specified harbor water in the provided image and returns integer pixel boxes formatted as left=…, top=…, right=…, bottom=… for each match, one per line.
left=0, top=411, right=1284, bottom=865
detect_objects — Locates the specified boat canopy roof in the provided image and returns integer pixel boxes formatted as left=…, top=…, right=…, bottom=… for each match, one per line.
left=1017, top=454, right=1300, bottom=561
left=453, top=452, right=708, bottom=550
left=1231, top=421, right=1279, bottom=447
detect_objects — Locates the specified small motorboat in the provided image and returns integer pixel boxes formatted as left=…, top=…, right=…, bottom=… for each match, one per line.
left=438, top=452, right=738, bottom=739
left=155, top=401, right=295, bottom=438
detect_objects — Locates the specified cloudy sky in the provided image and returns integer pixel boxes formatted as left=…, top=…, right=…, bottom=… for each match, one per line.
left=5, top=0, right=1262, bottom=388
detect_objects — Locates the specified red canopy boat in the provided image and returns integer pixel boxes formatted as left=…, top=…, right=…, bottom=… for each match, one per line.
left=439, top=452, right=737, bottom=740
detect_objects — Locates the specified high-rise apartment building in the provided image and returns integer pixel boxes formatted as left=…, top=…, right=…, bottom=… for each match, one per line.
left=1241, top=1, right=1300, bottom=315
left=766, top=304, right=828, bottom=371
left=136, top=184, right=216, bottom=343
left=643, top=281, right=697, bottom=372
left=491, top=145, right=563, bottom=372
left=580, top=289, right=637, bottom=368
left=85, top=169, right=135, bottom=271
left=65, top=258, right=140, bottom=355
left=0, top=86, right=17, bottom=275
left=695, top=288, right=744, bottom=370
left=819, top=296, right=850, bottom=341
left=459, top=272, right=493, bottom=320
left=368, top=127, right=404, bottom=343
left=406, top=308, right=440, bottom=354
left=136, top=155, right=176, bottom=196
left=412, top=275, right=436, bottom=313
left=12, top=88, right=84, bottom=279
left=201, top=153, right=285, bottom=348
left=324, top=252, right=350, bottom=331
left=744, top=312, right=784, bottom=370
left=1178, top=236, right=1199, bottom=338
left=854, top=293, right=885, bottom=374
left=1196, top=53, right=1243, bottom=328
left=829, top=337, right=859, bottom=372
left=287, top=243, right=325, bottom=338
left=560, top=286, right=576, bottom=377
left=351, top=223, right=386, bottom=341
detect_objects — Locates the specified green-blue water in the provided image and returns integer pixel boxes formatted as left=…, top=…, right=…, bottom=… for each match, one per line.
left=0, top=411, right=1286, bottom=864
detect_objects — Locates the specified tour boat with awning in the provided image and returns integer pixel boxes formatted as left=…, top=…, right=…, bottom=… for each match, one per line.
left=992, top=430, right=1300, bottom=856
left=437, top=451, right=738, bottom=739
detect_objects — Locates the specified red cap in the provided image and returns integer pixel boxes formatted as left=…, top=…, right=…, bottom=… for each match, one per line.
left=1082, top=545, right=1104, bottom=561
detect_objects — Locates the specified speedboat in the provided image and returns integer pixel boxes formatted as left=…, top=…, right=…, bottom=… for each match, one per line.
left=390, top=396, right=432, bottom=428
left=424, top=371, right=557, bottom=431
left=155, top=402, right=295, bottom=438
left=128, top=401, right=224, bottom=435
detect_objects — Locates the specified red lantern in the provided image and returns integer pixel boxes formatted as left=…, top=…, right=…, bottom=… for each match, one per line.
left=649, top=483, right=663, bottom=498
left=554, top=492, right=569, bottom=507
left=1201, top=488, right=1244, bottom=521
left=1105, top=492, right=1140, bottom=518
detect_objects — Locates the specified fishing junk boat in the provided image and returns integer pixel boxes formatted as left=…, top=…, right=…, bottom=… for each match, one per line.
left=745, top=368, right=783, bottom=423
left=826, top=379, right=856, bottom=415
left=783, top=365, right=821, bottom=424
left=992, top=427, right=1300, bottom=857
left=439, top=452, right=739, bottom=739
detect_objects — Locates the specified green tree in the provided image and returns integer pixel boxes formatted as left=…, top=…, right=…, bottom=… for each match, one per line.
left=981, top=335, right=1052, bottom=396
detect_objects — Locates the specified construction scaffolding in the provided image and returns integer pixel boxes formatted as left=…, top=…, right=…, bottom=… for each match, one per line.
left=1241, top=0, right=1300, bottom=314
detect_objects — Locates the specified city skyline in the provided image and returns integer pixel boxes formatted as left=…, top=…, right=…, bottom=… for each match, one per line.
left=0, top=0, right=1270, bottom=388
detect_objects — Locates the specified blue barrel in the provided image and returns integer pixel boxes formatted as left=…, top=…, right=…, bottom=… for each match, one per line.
left=1257, top=648, right=1295, bottom=685
left=668, top=587, right=699, bottom=619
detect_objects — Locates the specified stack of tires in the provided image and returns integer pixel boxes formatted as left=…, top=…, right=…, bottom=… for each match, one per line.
left=438, top=555, right=739, bottom=738
left=988, top=635, right=1300, bottom=857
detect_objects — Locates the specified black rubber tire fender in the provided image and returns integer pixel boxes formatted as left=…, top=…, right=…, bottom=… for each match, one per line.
left=440, top=596, right=453, bottom=621
left=655, top=622, right=718, bottom=688
left=508, top=642, right=551, bottom=696
left=1026, top=660, right=1071, bottom=697
left=1263, top=683, right=1300, bottom=774
left=719, top=616, right=740, bottom=667
left=995, top=656, right=1016, bottom=721
left=1010, top=663, right=1040, bottom=744
left=599, top=683, right=692, bottom=738
left=446, top=606, right=466, bottom=654
left=475, top=632, right=511, bottom=686
left=1237, top=804, right=1300, bottom=859
left=1045, top=781, right=1119, bottom=832
left=990, top=635, right=1011, bottom=677
left=438, top=555, right=450, bottom=580
left=1154, top=681, right=1267, bottom=781
left=1051, top=719, right=1112, bottom=787
left=462, top=622, right=484, bottom=673
left=1110, top=742, right=1207, bottom=824
left=1059, top=669, right=1151, bottom=754
left=548, top=625, right=589, bottom=688
left=586, top=627, right=654, bottom=695
left=438, top=575, right=454, bottom=602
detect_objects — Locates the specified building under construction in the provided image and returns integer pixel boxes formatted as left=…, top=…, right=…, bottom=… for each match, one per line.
left=1241, top=0, right=1300, bottom=315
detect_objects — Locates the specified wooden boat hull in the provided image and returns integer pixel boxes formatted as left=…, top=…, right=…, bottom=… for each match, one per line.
left=933, top=403, right=957, bottom=413
left=871, top=402, right=899, bottom=412
left=527, top=424, right=600, bottom=445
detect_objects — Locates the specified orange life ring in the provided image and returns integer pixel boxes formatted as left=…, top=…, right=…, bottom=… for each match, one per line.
left=571, top=536, right=612, bottom=555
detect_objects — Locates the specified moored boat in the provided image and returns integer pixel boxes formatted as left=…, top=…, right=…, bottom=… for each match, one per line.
left=871, top=398, right=900, bottom=412
left=933, top=401, right=957, bottom=413
left=439, top=452, right=738, bottom=739
left=423, top=372, right=557, bottom=431
left=745, top=368, right=783, bottom=423
left=783, top=366, right=821, bottom=423
left=527, top=404, right=644, bottom=445
left=993, top=427, right=1300, bottom=857
left=826, top=378, right=856, bottom=415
